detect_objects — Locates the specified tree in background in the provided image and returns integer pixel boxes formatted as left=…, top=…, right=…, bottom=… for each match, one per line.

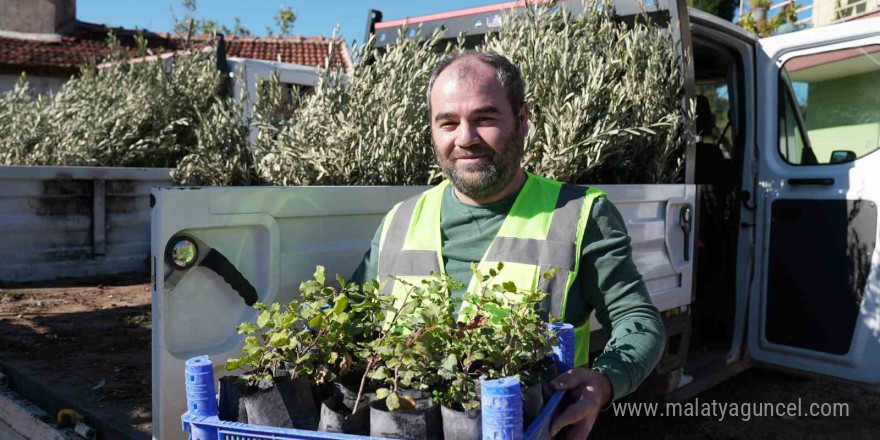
left=252, top=0, right=694, bottom=186
left=172, top=0, right=294, bottom=38
left=687, top=0, right=738, bottom=20
left=1, top=0, right=695, bottom=187
left=268, top=6, right=297, bottom=37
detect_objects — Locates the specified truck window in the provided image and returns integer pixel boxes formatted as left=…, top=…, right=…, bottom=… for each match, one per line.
left=778, top=44, right=880, bottom=165
left=695, top=83, right=734, bottom=160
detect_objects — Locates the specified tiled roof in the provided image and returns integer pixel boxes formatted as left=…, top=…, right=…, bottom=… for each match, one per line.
left=0, top=22, right=178, bottom=75
left=0, top=22, right=352, bottom=76
left=224, top=35, right=352, bottom=72
left=0, top=35, right=109, bottom=74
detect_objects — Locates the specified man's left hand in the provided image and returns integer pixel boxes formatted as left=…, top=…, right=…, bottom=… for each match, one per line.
left=549, top=367, right=613, bottom=440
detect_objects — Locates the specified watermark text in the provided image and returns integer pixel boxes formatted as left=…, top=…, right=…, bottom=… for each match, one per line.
left=611, top=398, right=850, bottom=421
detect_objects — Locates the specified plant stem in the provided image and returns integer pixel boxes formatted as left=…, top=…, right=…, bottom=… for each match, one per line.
left=352, top=282, right=416, bottom=413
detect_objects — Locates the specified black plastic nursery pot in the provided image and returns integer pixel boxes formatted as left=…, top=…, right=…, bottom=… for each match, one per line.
left=317, top=382, right=375, bottom=435
left=440, top=406, right=482, bottom=440
left=318, top=395, right=373, bottom=434
left=237, top=376, right=319, bottom=430
left=369, top=396, right=442, bottom=440
left=218, top=376, right=249, bottom=423
left=522, top=382, right=544, bottom=428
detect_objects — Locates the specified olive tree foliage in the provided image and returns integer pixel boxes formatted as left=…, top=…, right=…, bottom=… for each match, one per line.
left=1, top=0, right=693, bottom=186
left=0, top=34, right=255, bottom=185
left=0, top=37, right=195, bottom=163
left=485, top=0, right=693, bottom=183
left=252, top=0, right=693, bottom=186
left=251, top=31, right=451, bottom=186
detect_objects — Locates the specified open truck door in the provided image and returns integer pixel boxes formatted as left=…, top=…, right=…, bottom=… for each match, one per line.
left=749, top=18, right=880, bottom=387
left=152, top=1, right=697, bottom=439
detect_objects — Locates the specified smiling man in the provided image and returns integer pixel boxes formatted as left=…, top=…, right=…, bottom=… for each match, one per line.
left=351, top=51, right=665, bottom=439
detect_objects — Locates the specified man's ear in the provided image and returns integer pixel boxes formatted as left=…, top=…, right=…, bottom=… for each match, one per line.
left=518, top=103, right=530, bottom=137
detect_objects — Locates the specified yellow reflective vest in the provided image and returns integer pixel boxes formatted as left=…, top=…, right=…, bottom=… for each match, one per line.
left=377, top=172, right=606, bottom=367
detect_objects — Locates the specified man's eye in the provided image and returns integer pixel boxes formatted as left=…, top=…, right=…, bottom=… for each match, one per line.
left=439, top=122, right=456, bottom=128
left=477, top=117, right=495, bottom=123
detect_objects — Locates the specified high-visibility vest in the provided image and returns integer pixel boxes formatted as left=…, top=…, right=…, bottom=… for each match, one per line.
left=377, top=172, right=606, bottom=368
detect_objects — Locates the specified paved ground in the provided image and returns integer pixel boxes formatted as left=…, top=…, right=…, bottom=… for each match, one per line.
left=1, top=281, right=878, bottom=440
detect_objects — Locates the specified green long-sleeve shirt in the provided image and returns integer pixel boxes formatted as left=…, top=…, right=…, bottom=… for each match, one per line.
left=350, top=178, right=666, bottom=401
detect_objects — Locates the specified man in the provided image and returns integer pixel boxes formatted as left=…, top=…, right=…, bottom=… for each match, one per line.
left=351, top=51, right=665, bottom=439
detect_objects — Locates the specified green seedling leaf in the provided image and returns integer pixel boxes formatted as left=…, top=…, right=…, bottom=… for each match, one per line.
left=236, top=322, right=258, bottom=334
left=269, top=329, right=290, bottom=347
left=386, top=392, right=400, bottom=411
left=226, top=358, right=241, bottom=371
left=308, top=314, right=323, bottom=329
left=542, top=267, right=560, bottom=280
left=333, top=296, right=349, bottom=314
left=442, top=354, right=458, bottom=371
left=256, top=311, right=271, bottom=328
left=314, top=266, right=326, bottom=285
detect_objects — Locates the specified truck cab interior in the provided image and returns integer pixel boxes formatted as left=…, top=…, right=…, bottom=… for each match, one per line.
left=686, top=21, right=746, bottom=382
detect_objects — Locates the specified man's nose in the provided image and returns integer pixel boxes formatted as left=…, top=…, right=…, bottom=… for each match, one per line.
left=455, top=122, right=480, bottom=148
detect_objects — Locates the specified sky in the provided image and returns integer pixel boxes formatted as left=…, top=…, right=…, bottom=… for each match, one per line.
left=77, top=0, right=506, bottom=47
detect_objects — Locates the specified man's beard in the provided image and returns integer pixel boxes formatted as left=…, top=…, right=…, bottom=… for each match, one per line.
left=434, top=128, right=525, bottom=201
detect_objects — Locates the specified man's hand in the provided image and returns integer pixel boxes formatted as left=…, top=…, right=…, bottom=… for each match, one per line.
left=549, top=367, right=613, bottom=440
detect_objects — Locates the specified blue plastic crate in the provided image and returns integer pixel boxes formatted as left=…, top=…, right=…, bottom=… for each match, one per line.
left=182, top=323, right=574, bottom=440
left=181, top=391, right=564, bottom=440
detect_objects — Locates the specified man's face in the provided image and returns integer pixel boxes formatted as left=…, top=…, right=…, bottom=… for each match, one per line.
left=430, top=59, right=528, bottom=201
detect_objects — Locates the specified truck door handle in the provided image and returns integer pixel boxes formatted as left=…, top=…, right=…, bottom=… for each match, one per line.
left=164, top=235, right=259, bottom=306
left=789, top=178, right=834, bottom=186
left=679, top=205, right=692, bottom=262
left=199, top=249, right=259, bottom=306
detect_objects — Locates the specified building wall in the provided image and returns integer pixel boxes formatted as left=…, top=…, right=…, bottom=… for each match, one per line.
left=0, top=0, right=76, bottom=34
left=812, top=0, right=879, bottom=27
left=0, top=73, right=68, bottom=96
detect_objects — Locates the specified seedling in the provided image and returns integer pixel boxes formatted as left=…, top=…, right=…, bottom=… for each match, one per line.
left=226, top=266, right=365, bottom=388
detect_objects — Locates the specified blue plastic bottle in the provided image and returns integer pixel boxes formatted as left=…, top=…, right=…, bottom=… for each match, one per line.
left=184, top=355, right=219, bottom=440
left=481, top=377, right=523, bottom=440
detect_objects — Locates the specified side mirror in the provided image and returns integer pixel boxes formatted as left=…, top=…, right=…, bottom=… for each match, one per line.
left=829, top=150, right=856, bottom=164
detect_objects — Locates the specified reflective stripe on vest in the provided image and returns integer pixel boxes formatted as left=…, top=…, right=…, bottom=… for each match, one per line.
left=377, top=172, right=606, bottom=368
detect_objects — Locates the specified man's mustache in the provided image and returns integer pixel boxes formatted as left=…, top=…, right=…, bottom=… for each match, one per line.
left=450, top=147, right=495, bottom=161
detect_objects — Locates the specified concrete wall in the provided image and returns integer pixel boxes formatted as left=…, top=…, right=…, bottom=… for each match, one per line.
left=0, top=0, right=76, bottom=34
left=0, top=166, right=173, bottom=284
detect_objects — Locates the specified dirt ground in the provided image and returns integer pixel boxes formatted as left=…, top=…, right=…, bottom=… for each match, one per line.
left=1, top=281, right=878, bottom=440
left=0, top=280, right=151, bottom=440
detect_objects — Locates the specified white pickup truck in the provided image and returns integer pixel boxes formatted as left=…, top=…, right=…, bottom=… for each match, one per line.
left=150, top=1, right=880, bottom=439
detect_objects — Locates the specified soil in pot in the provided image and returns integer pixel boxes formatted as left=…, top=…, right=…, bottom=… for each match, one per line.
left=369, top=396, right=442, bottom=440
left=218, top=376, right=248, bottom=423
left=441, top=406, right=481, bottom=440
left=241, top=376, right=319, bottom=430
